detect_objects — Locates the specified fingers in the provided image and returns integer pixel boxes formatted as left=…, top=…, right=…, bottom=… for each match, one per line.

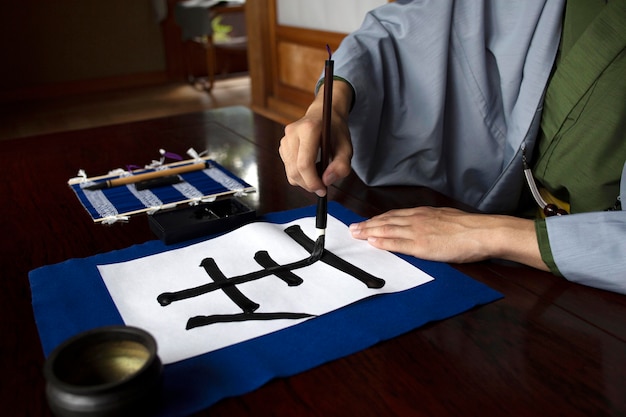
left=360, top=233, right=416, bottom=254
left=279, top=118, right=325, bottom=194
left=324, top=121, right=353, bottom=184
left=349, top=211, right=417, bottom=241
left=279, top=113, right=353, bottom=197
left=350, top=207, right=433, bottom=235
left=349, top=217, right=421, bottom=259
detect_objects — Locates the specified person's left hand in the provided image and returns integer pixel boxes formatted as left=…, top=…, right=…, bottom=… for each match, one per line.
left=349, top=206, right=548, bottom=270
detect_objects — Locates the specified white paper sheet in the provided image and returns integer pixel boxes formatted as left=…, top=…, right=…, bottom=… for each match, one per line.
left=98, top=215, right=433, bottom=364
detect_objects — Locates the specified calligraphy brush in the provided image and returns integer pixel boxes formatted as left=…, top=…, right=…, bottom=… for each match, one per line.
left=311, top=45, right=334, bottom=261
left=83, top=161, right=209, bottom=191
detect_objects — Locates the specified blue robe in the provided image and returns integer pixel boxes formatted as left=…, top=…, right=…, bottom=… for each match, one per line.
left=329, top=0, right=626, bottom=293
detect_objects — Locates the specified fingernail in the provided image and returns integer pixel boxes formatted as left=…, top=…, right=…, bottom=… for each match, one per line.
left=315, top=189, right=327, bottom=197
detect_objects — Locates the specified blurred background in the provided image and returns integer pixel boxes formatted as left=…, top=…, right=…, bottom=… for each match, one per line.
left=0, top=0, right=386, bottom=140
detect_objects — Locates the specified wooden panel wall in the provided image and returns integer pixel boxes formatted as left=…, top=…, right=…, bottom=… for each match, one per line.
left=246, top=0, right=347, bottom=124
left=246, top=0, right=393, bottom=124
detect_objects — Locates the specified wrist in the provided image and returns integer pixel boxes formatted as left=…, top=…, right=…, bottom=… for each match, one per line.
left=310, top=80, right=353, bottom=121
left=486, top=215, right=548, bottom=271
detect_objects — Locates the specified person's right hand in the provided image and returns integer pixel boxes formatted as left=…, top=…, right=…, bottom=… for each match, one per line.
left=279, top=81, right=354, bottom=197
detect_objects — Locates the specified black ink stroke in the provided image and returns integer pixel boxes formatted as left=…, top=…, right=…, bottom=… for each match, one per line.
left=156, top=224, right=387, bottom=330
left=254, top=250, right=304, bottom=286
left=186, top=312, right=315, bottom=330
left=157, top=248, right=318, bottom=306
left=284, top=225, right=386, bottom=289
left=200, top=258, right=260, bottom=313
left=157, top=225, right=386, bottom=306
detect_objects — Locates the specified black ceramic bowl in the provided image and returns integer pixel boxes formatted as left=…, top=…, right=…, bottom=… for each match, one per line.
left=43, top=326, right=162, bottom=417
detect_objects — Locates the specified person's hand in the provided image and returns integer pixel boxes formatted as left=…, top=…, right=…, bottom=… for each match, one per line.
left=279, top=81, right=354, bottom=197
left=349, top=206, right=549, bottom=270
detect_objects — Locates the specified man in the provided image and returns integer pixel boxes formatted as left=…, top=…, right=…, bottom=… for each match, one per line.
left=279, top=0, right=626, bottom=294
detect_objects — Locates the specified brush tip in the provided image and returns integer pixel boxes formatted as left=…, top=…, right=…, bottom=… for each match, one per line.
left=311, top=234, right=325, bottom=261
left=83, top=182, right=106, bottom=191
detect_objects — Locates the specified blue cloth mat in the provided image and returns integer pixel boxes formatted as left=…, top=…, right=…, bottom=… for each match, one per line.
left=30, top=202, right=503, bottom=416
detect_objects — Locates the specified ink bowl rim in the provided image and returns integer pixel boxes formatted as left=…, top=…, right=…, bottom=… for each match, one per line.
left=43, top=325, right=160, bottom=394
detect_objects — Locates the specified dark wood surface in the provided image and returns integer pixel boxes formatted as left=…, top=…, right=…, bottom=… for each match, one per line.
left=2, top=106, right=625, bottom=417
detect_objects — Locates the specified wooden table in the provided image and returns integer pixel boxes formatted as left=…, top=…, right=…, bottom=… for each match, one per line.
left=2, top=106, right=624, bottom=416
